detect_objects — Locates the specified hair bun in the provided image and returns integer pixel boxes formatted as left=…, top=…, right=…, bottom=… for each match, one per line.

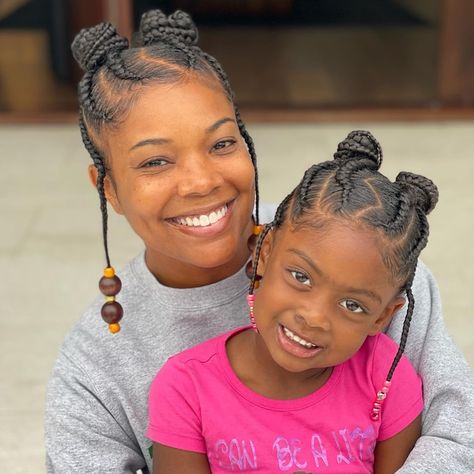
left=139, top=9, right=198, bottom=47
left=396, top=172, right=439, bottom=214
left=71, top=23, right=128, bottom=72
left=334, top=130, right=383, bottom=170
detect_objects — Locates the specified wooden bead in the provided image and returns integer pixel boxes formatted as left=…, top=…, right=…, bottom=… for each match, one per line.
left=99, top=275, right=122, bottom=296
left=101, top=301, right=123, bottom=324
left=245, top=259, right=262, bottom=281
left=247, top=233, right=258, bottom=252
left=109, top=323, right=121, bottom=334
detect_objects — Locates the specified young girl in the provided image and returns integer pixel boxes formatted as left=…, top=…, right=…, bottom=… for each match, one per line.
left=147, top=131, right=436, bottom=473
left=45, top=8, right=474, bottom=474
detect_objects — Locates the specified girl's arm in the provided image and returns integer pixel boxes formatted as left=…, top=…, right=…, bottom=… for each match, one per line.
left=153, top=443, right=211, bottom=474
left=374, top=415, right=421, bottom=474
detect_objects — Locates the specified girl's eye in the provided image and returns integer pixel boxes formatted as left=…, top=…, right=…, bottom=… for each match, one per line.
left=340, top=299, right=365, bottom=313
left=290, top=270, right=311, bottom=286
left=141, top=158, right=169, bottom=168
left=212, top=139, right=236, bottom=153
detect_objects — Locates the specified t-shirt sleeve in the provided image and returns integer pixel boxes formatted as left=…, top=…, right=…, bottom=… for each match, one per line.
left=147, top=357, right=206, bottom=453
left=373, top=335, right=424, bottom=441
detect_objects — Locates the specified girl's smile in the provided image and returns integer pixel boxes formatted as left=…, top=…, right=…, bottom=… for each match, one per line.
left=277, top=323, right=324, bottom=358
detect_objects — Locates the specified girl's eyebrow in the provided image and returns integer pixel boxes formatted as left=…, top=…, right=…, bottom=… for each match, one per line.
left=288, top=248, right=382, bottom=303
left=128, top=117, right=235, bottom=152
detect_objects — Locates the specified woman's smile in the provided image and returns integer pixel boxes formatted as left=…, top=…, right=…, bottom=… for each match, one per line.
left=166, top=199, right=234, bottom=237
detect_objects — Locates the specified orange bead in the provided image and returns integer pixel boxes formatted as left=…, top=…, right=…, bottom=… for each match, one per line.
left=109, top=323, right=121, bottom=334
left=253, top=225, right=263, bottom=236
left=103, top=267, right=115, bottom=278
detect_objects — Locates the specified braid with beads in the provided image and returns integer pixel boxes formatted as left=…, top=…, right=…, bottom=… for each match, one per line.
left=248, top=130, right=438, bottom=416
left=71, top=10, right=262, bottom=331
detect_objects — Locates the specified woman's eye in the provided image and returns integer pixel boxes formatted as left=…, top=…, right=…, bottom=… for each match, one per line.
left=290, top=270, right=311, bottom=286
left=141, top=158, right=169, bottom=168
left=212, top=139, right=236, bottom=153
left=340, top=299, right=365, bottom=313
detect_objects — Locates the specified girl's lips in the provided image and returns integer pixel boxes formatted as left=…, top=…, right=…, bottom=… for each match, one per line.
left=277, top=324, right=323, bottom=359
left=167, top=200, right=234, bottom=237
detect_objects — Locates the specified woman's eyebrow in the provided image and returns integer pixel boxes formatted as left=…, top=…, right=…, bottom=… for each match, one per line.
left=128, top=117, right=235, bottom=152
left=205, top=117, right=235, bottom=134
left=129, top=137, right=170, bottom=152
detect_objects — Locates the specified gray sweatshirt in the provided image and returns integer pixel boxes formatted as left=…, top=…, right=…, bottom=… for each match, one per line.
left=45, top=212, right=474, bottom=473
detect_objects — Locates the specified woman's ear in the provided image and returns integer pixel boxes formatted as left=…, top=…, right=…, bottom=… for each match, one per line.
left=87, top=164, right=124, bottom=215
left=368, top=295, right=406, bottom=336
left=255, top=227, right=274, bottom=276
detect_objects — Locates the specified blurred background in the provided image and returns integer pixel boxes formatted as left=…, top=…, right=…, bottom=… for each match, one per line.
left=1, top=0, right=473, bottom=472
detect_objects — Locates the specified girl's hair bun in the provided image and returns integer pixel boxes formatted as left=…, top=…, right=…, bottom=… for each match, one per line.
left=396, top=172, right=439, bottom=214
left=139, top=9, right=198, bottom=47
left=71, top=23, right=128, bottom=72
left=334, top=130, right=383, bottom=170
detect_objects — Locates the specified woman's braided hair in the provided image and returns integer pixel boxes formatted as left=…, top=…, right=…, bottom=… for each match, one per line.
left=71, top=9, right=260, bottom=270
left=250, top=130, right=439, bottom=383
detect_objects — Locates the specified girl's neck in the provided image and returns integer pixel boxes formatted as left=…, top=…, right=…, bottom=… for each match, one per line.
left=226, top=329, right=332, bottom=400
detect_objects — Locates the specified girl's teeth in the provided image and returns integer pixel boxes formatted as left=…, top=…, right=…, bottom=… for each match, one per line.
left=186, top=217, right=193, bottom=226
left=283, top=326, right=317, bottom=349
left=192, top=217, right=200, bottom=226
left=200, top=215, right=210, bottom=226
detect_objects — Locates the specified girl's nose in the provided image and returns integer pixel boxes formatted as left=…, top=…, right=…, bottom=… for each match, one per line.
left=177, top=155, right=224, bottom=197
left=294, top=310, right=331, bottom=332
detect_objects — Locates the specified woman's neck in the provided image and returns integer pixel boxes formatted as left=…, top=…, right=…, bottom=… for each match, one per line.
left=226, top=329, right=332, bottom=400
left=144, top=243, right=251, bottom=289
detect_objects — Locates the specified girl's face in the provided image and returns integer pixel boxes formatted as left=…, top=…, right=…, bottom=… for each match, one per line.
left=254, top=220, right=405, bottom=374
left=91, top=78, right=255, bottom=287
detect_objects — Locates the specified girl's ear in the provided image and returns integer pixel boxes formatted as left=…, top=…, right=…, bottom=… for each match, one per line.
left=87, top=164, right=124, bottom=215
left=255, top=227, right=275, bottom=276
left=368, top=295, right=406, bottom=336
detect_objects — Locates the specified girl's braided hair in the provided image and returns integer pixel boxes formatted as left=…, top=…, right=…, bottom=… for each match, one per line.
left=71, top=9, right=260, bottom=269
left=250, top=130, right=439, bottom=383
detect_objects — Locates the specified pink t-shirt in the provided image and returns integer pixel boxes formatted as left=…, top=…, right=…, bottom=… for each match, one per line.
left=147, top=327, right=423, bottom=473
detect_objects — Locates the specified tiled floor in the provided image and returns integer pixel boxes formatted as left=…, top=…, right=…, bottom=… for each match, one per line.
left=1, top=122, right=473, bottom=472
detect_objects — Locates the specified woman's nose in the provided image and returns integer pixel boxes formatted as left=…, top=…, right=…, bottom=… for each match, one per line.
left=177, top=155, right=224, bottom=197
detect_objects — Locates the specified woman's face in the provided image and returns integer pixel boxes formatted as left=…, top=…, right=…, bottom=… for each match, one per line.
left=254, top=221, right=405, bottom=375
left=94, top=77, right=255, bottom=287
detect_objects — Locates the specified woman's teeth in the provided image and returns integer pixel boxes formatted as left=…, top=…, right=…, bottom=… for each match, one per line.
left=283, top=326, right=317, bottom=349
left=175, top=205, right=228, bottom=227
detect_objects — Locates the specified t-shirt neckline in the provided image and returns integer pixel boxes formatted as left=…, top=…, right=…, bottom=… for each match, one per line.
left=218, top=326, right=344, bottom=411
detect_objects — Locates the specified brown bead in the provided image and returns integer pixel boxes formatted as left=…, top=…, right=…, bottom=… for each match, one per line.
left=245, top=259, right=262, bottom=281
left=247, top=233, right=258, bottom=252
left=99, top=275, right=122, bottom=296
left=101, top=301, right=123, bottom=324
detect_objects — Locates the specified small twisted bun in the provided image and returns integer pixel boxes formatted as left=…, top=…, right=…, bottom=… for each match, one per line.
left=334, top=130, right=383, bottom=170
left=139, top=9, right=198, bottom=47
left=396, top=172, right=439, bottom=214
left=72, top=23, right=128, bottom=72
